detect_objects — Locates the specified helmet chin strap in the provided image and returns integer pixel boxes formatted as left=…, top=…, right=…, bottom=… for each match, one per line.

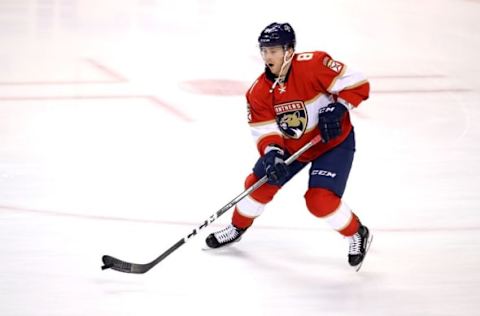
left=269, top=48, right=294, bottom=93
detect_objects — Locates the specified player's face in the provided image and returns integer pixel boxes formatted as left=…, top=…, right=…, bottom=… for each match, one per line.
left=260, top=46, right=289, bottom=76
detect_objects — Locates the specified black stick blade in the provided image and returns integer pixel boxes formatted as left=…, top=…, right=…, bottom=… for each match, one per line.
left=101, top=255, right=135, bottom=273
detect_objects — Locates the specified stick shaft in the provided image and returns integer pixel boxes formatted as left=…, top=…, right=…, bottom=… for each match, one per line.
left=102, top=134, right=321, bottom=273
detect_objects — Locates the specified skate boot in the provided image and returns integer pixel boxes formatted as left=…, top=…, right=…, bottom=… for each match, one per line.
left=205, top=224, right=246, bottom=249
left=347, top=225, right=373, bottom=271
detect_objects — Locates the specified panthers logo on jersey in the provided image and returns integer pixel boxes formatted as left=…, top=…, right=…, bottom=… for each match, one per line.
left=274, top=101, right=308, bottom=139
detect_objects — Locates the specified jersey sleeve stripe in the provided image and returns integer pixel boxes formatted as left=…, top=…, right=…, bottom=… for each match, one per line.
left=248, top=119, right=277, bottom=127
left=341, top=79, right=369, bottom=91
left=256, top=133, right=283, bottom=155
left=328, top=66, right=368, bottom=94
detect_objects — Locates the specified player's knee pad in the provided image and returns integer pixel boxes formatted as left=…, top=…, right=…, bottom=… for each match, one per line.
left=304, top=188, right=341, bottom=217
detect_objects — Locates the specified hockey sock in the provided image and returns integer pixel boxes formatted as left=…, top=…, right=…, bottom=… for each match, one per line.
left=232, top=208, right=254, bottom=229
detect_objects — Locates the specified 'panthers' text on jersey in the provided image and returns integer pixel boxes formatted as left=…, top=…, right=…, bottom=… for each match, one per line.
left=246, top=51, right=370, bottom=162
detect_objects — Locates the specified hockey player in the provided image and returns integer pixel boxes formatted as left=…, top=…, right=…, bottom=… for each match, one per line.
left=205, top=22, right=372, bottom=270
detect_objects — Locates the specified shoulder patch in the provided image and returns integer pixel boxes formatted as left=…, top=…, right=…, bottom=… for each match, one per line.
left=323, top=56, right=343, bottom=73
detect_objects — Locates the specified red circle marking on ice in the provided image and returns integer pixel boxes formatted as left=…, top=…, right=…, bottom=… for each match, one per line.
left=181, top=79, right=248, bottom=96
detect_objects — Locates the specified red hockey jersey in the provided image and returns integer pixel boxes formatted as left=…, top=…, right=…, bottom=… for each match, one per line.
left=246, top=51, right=370, bottom=162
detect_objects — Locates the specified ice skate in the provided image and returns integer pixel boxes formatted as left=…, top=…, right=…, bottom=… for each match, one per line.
left=347, top=225, right=373, bottom=271
left=205, top=224, right=246, bottom=249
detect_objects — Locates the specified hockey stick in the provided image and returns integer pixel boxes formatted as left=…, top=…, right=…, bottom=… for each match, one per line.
left=101, top=134, right=321, bottom=274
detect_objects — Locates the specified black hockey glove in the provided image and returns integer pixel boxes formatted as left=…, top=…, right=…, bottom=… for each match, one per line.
left=262, top=146, right=289, bottom=185
left=318, top=102, right=348, bottom=143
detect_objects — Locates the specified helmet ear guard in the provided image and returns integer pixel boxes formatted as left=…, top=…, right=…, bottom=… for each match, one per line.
left=258, top=22, right=296, bottom=50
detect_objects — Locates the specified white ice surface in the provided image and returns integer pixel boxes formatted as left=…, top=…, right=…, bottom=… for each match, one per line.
left=1, top=0, right=480, bottom=315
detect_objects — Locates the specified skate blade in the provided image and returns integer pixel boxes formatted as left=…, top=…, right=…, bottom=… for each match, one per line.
left=354, top=233, right=374, bottom=272
left=201, top=245, right=216, bottom=251
left=201, top=237, right=242, bottom=251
